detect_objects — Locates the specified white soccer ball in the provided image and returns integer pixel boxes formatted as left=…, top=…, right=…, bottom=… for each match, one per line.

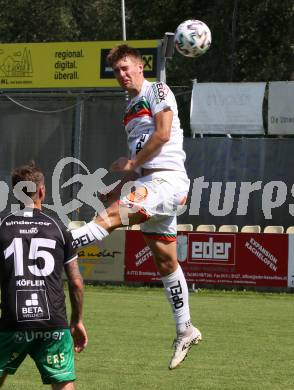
left=174, top=19, right=212, bottom=58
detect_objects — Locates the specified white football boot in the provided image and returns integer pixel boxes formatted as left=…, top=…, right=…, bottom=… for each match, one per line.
left=169, top=326, right=202, bottom=369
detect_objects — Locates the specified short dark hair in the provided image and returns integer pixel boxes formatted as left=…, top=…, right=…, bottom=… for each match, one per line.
left=11, top=161, right=44, bottom=200
left=107, top=44, right=143, bottom=67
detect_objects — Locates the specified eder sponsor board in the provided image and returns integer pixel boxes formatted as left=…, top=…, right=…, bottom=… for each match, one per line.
left=124, top=231, right=289, bottom=288
left=185, top=233, right=288, bottom=287
left=187, top=233, right=236, bottom=266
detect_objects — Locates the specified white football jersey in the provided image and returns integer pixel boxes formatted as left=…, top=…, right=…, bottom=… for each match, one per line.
left=124, top=79, right=186, bottom=172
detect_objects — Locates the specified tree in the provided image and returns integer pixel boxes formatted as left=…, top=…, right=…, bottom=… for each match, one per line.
left=0, top=0, right=79, bottom=42
left=233, top=0, right=293, bottom=81
left=0, top=0, right=292, bottom=135
left=0, top=0, right=291, bottom=82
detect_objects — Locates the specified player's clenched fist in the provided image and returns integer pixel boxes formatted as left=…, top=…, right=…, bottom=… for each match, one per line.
left=110, top=157, right=136, bottom=172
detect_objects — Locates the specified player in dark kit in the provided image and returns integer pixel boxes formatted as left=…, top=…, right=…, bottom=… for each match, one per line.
left=0, top=162, right=87, bottom=389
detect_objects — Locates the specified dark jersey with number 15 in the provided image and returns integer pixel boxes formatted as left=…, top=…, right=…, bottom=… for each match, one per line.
left=0, top=209, right=77, bottom=331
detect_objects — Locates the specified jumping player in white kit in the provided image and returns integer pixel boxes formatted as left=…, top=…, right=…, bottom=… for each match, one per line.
left=71, top=44, right=202, bottom=369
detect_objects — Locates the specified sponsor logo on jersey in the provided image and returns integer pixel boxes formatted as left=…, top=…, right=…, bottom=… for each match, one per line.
left=14, top=330, right=65, bottom=343
left=152, top=82, right=169, bottom=103
left=135, top=133, right=149, bottom=154
left=124, top=98, right=152, bottom=126
left=14, top=332, right=25, bottom=343
left=16, top=290, right=50, bottom=322
left=127, top=186, right=148, bottom=203
left=19, top=227, right=39, bottom=234
left=6, top=220, right=51, bottom=226
left=127, top=129, right=150, bottom=143
left=152, top=178, right=167, bottom=185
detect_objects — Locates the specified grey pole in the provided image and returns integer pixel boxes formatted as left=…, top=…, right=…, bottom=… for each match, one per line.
left=71, top=95, right=84, bottom=221
left=121, top=0, right=129, bottom=103
left=122, top=0, right=126, bottom=40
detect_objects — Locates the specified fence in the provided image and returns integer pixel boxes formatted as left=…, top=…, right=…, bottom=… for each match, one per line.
left=0, top=91, right=127, bottom=222
left=69, top=229, right=294, bottom=289
left=0, top=84, right=294, bottom=228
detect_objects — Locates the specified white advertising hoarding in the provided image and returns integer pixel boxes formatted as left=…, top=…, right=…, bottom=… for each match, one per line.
left=268, top=81, right=294, bottom=135
left=190, top=82, right=266, bottom=135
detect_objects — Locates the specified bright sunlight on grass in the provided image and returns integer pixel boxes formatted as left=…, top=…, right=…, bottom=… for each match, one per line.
left=3, top=286, right=294, bottom=390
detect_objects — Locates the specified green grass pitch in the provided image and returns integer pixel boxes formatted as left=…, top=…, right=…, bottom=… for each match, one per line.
left=3, top=286, right=294, bottom=390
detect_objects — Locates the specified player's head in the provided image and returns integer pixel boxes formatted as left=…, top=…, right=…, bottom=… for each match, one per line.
left=11, top=161, right=45, bottom=207
left=107, top=44, right=144, bottom=95
left=107, top=44, right=143, bottom=67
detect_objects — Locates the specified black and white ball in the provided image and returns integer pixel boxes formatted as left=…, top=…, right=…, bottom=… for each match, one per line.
left=174, top=19, right=212, bottom=58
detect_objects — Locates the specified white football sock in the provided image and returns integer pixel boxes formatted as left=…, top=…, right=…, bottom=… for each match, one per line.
left=161, top=264, right=192, bottom=335
left=71, top=221, right=109, bottom=249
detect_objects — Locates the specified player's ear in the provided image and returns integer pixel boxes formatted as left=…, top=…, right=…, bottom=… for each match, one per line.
left=39, top=184, right=46, bottom=202
left=138, top=61, right=144, bottom=73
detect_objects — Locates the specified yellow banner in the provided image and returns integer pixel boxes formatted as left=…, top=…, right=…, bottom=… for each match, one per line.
left=0, top=40, right=159, bottom=89
left=76, top=231, right=125, bottom=282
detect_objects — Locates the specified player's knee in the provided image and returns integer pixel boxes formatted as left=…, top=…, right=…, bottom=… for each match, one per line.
left=155, top=256, right=177, bottom=276
left=95, top=202, right=120, bottom=228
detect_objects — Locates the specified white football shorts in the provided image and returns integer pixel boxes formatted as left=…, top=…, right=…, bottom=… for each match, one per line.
left=119, top=170, right=190, bottom=241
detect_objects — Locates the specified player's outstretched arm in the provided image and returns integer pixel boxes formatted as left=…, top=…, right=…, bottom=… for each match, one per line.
left=65, top=259, right=88, bottom=352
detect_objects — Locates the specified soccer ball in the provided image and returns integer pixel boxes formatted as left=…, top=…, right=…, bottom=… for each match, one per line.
left=174, top=19, right=212, bottom=58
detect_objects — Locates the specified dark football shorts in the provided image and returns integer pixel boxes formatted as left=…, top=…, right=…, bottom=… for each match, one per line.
left=0, top=329, right=75, bottom=384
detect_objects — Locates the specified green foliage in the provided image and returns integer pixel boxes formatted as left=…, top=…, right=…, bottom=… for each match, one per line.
left=70, top=0, right=123, bottom=41
left=234, top=0, right=293, bottom=81
left=0, top=0, right=291, bottom=80
left=0, top=1, right=78, bottom=42
left=0, top=0, right=292, bottom=135
left=165, top=0, right=293, bottom=85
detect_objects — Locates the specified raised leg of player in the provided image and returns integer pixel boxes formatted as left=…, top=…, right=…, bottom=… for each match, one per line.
left=94, top=200, right=144, bottom=231
left=71, top=200, right=145, bottom=248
